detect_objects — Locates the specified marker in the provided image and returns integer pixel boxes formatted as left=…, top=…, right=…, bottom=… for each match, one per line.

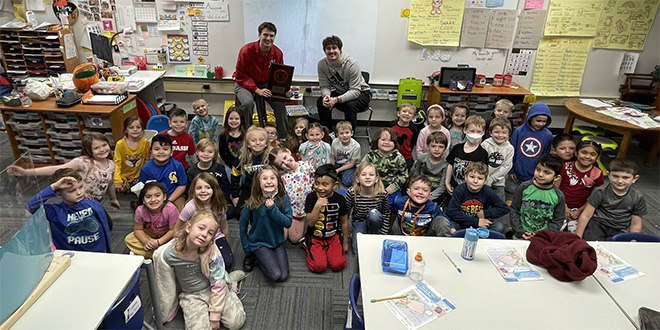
left=442, top=249, right=462, bottom=273
left=370, top=295, right=407, bottom=303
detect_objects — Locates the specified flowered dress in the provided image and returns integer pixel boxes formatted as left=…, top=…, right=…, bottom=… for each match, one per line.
left=281, top=160, right=315, bottom=219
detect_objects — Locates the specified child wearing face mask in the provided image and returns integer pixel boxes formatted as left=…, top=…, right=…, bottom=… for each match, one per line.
left=444, top=115, right=489, bottom=202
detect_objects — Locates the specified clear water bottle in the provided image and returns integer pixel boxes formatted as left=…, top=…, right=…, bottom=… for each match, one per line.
left=461, top=227, right=479, bottom=261
left=409, top=252, right=425, bottom=282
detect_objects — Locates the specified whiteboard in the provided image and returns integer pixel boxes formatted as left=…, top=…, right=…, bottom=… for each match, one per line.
left=19, top=0, right=660, bottom=98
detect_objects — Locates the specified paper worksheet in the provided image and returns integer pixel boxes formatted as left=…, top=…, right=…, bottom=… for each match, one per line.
left=383, top=281, right=456, bottom=330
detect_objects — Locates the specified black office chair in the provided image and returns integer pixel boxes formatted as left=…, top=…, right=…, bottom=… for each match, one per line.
left=353, top=71, right=373, bottom=142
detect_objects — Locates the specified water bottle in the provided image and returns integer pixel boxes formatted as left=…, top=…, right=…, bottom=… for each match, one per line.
left=461, top=227, right=479, bottom=261
left=409, top=252, right=425, bottom=282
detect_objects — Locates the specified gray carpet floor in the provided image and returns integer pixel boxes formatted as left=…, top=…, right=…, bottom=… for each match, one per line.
left=1, top=128, right=659, bottom=330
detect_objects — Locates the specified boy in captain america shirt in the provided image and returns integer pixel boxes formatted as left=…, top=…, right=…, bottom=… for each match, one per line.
left=26, top=168, right=111, bottom=252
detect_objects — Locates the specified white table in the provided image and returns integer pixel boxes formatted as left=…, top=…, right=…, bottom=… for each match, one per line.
left=592, top=242, right=660, bottom=329
left=11, top=250, right=144, bottom=330
left=357, top=234, right=636, bottom=330
left=126, top=70, right=166, bottom=93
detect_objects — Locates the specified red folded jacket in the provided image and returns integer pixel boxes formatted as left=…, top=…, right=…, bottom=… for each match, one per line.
left=526, top=231, right=597, bottom=282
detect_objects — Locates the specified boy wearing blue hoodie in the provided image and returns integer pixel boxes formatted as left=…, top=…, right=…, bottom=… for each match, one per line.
left=506, top=102, right=553, bottom=198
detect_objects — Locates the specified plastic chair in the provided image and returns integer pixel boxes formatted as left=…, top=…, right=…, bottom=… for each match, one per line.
left=452, top=229, right=506, bottom=239
left=581, top=135, right=618, bottom=176
left=352, top=71, right=373, bottom=142
left=143, top=129, right=158, bottom=142
left=612, top=232, right=660, bottom=242
left=344, top=273, right=364, bottom=330
left=98, top=268, right=144, bottom=330
left=146, top=114, right=170, bottom=133
left=572, top=125, right=605, bottom=137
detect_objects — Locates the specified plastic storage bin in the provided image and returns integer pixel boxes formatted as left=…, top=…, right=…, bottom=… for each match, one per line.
left=15, top=136, right=47, bottom=146
left=91, top=81, right=128, bottom=95
left=49, top=138, right=82, bottom=148
left=381, top=239, right=409, bottom=274
left=442, top=95, right=469, bottom=102
left=82, top=129, right=115, bottom=146
left=82, top=114, right=112, bottom=128
left=45, top=119, right=79, bottom=130
left=6, top=119, right=42, bottom=130
left=46, top=112, right=78, bottom=121
left=53, top=146, right=80, bottom=157
left=5, top=111, right=39, bottom=121
left=47, top=128, right=81, bottom=140
left=18, top=145, right=51, bottom=155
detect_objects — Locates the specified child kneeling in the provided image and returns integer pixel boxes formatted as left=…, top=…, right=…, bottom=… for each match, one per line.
left=304, top=164, right=349, bottom=273
left=154, top=212, right=245, bottom=330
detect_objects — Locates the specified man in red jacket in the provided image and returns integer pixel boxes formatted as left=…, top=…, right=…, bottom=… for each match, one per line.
left=233, top=22, right=289, bottom=140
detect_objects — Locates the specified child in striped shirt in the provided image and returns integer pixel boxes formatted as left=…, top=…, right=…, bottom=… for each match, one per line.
left=345, top=162, right=390, bottom=251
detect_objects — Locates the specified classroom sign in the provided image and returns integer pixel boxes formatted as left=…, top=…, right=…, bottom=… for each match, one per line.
left=408, top=0, right=465, bottom=46
left=530, top=37, right=591, bottom=96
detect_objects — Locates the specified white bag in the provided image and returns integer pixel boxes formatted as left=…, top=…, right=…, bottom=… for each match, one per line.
left=25, top=80, right=51, bottom=100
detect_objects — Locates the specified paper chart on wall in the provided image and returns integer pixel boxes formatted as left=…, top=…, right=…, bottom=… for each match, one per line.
left=460, top=8, right=489, bottom=47
left=530, top=37, right=591, bottom=96
left=408, top=0, right=465, bottom=46
left=201, top=2, right=229, bottom=21
left=485, top=9, right=516, bottom=48
left=544, top=0, right=603, bottom=36
left=506, top=49, right=534, bottom=75
left=191, top=18, right=209, bottom=56
left=593, top=0, right=660, bottom=50
left=513, top=9, right=546, bottom=49
left=525, top=0, right=544, bottom=10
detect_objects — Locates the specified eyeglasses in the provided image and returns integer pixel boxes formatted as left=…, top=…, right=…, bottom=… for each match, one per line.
left=267, top=131, right=277, bottom=136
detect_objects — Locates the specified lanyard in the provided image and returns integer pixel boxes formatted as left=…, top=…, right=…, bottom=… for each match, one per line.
left=400, top=199, right=425, bottom=236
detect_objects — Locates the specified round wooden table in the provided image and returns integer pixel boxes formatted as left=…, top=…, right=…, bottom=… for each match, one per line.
left=564, top=99, right=660, bottom=167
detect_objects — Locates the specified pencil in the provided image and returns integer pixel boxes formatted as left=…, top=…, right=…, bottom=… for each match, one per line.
left=442, top=249, right=462, bottom=273
left=370, top=295, right=407, bottom=303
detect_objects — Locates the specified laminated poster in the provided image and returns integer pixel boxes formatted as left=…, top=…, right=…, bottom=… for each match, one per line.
left=591, top=243, right=645, bottom=283
left=594, top=0, right=660, bottom=50
left=483, top=246, right=543, bottom=282
left=408, top=0, right=465, bottom=46
left=530, top=37, right=591, bottom=97
left=383, top=281, right=456, bottom=330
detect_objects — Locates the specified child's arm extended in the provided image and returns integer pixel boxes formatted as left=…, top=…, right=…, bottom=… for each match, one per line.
left=445, top=164, right=454, bottom=194
left=575, top=203, right=596, bottom=238
left=630, top=215, right=642, bottom=233
left=106, top=179, right=120, bottom=209
left=133, top=222, right=157, bottom=252
left=8, top=159, right=80, bottom=177
left=168, top=185, right=186, bottom=203
left=341, top=214, right=349, bottom=252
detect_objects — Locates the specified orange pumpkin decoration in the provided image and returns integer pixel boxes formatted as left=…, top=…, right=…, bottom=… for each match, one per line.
left=73, top=63, right=99, bottom=92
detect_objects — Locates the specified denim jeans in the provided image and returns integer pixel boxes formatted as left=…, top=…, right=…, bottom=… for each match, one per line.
left=351, top=209, right=382, bottom=252
left=254, top=244, right=289, bottom=282
left=336, top=165, right=356, bottom=188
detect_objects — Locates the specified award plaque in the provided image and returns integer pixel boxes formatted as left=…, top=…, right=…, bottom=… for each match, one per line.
left=267, top=63, right=295, bottom=101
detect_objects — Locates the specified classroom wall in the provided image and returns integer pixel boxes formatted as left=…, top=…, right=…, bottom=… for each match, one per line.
left=13, top=0, right=660, bottom=102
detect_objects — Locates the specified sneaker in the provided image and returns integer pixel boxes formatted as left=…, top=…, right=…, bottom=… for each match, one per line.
left=242, top=254, right=255, bottom=272
left=567, top=220, right=578, bottom=234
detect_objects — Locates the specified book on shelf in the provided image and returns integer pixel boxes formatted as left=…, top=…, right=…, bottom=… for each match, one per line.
left=81, top=90, right=127, bottom=105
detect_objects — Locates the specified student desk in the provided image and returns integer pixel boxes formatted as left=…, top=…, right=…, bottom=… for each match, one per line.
left=563, top=99, right=660, bottom=167
left=10, top=250, right=144, bottom=330
left=592, top=242, right=660, bottom=329
left=357, top=234, right=636, bottom=330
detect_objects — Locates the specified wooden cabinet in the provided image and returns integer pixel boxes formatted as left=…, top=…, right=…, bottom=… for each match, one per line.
left=0, top=26, right=79, bottom=79
left=0, top=96, right=137, bottom=165
left=427, top=83, right=534, bottom=126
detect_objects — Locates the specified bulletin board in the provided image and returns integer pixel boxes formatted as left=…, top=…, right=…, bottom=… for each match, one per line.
left=21, top=0, right=660, bottom=98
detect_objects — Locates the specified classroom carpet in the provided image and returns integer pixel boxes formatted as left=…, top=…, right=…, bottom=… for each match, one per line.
left=1, top=130, right=659, bottom=330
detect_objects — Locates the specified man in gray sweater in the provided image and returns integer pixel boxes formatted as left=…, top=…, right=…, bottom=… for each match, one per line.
left=317, top=35, right=371, bottom=131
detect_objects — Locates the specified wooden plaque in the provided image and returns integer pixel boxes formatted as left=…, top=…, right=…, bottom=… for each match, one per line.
left=267, top=63, right=294, bottom=101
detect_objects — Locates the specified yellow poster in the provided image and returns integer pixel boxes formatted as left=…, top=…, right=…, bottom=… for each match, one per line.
left=594, top=0, right=660, bottom=50
left=545, top=0, right=604, bottom=36
left=530, top=38, right=592, bottom=96
left=408, top=0, right=465, bottom=46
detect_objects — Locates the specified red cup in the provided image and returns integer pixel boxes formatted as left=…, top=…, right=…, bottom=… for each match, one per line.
left=215, top=66, right=223, bottom=79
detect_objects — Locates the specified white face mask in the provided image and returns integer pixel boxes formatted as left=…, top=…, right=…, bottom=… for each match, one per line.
left=466, top=133, right=483, bottom=144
